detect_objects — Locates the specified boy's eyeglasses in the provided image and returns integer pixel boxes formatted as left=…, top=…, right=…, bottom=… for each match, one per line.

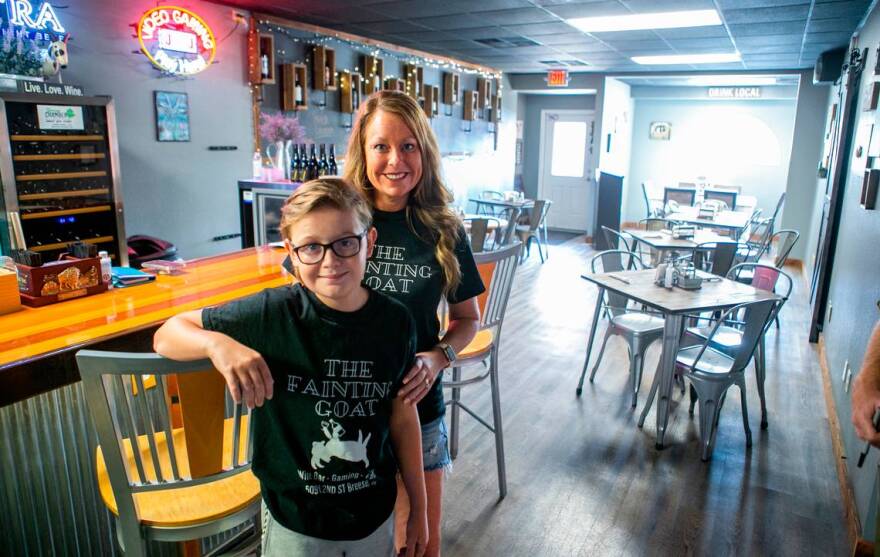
left=290, top=231, right=367, bottom=265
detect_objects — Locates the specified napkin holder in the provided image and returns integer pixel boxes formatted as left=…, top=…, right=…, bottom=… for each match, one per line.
left=672, top=224, right=696, bottom=239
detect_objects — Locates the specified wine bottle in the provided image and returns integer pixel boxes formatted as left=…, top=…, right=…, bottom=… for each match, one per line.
left=295, top=76, right=303, bottom=104
left=317, top=144, right=328, bottom=177
left=290, top=144, right=300, bottom=182
left=328, top=144, right=338, bottom=175
left=295, top=144, right=305, bottom=182
left=308, top=143, right=318, bottom=180
left=261, top=53, right=270, bottom=79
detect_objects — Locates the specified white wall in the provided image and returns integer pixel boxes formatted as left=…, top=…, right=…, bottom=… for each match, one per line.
left=598, top=77, right=634, bottom=224
left=624, top=98, right=797, bottom=223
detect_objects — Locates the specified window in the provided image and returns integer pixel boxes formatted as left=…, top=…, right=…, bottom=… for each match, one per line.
left=550, top=121, right=587, bottom=177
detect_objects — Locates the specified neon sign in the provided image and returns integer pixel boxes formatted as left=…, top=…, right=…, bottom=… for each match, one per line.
left=137, top=6, right=215, bottom=76
left=0, top=0, right=65, bottom=40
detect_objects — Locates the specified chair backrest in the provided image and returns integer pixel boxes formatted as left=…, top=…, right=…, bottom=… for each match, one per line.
left=601, top=225, right=632, bottom=252
left=727, top=262, right=793, bottom=331
left=703, top=189, right=737, bottom=210
left=473, top=242, right=520, bottom=332
left=664, top=187, right=696, bottom=207
left=693, top=241, right=744, bottom=276
left=710, top=184, right=742, bottom=194
left=527, top=199, right=551, bottom=232
left=639, top=218, right=675, bottom=231
left=590, top=250, right=646, bottom=317
left=689, top=298, right=777, bottom=372
left=76, top=351, right=253, bottom=524
left=641, top=182, right=653, bottom=218
left=771, top=192, right=786, bottom=222
left=480, top=190, right=505, bottom=201
left=770, top=229, right=799, bottom=267
left=465, top=217, right=489, bottom=253
left=497, top=207, right=521, bottom=246
left=737, top=209, right=763, bottom=244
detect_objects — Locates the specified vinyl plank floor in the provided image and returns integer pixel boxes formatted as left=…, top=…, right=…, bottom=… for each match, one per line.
left=441, top=236, right=848, bottom=556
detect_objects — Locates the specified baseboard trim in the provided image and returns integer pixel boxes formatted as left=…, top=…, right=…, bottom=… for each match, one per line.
left=784, top=258, right=804, bottom=270
left=818, top=335, right=861, bottom=548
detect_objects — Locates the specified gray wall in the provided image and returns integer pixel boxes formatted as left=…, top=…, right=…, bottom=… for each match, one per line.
left=519, top=94, right=597, bottom=200
left=60, top=0, right=254, bottom=259
left=818, top=5, right=880, bottom=539
left=783, top=72, right=830, bottom=262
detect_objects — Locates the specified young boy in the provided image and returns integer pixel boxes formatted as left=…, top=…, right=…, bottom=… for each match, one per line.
left=154, top=178, right=428, bottom=556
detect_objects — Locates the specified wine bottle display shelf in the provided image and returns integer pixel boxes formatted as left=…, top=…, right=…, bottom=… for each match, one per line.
left=11, top=134, right=105, bottom=141
left=16, top=170, right=107, bottom=181
left=13, top=153, right=106, bottom=161
left=29, top=235, right=114, bottom=252
left=20, top=205, right=112, bottom=220
left=18, top=188, right=110, bottom=201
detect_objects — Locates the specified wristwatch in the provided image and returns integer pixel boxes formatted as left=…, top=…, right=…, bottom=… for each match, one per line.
left=437, top=342, right=457, bottom=365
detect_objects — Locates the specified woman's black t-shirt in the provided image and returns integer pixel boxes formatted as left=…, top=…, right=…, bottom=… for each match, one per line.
left=363, top=208, right=485, bottom=425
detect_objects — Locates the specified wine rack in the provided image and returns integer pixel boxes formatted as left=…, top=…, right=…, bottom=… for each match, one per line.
left=0, top=93, right=127, bottom=264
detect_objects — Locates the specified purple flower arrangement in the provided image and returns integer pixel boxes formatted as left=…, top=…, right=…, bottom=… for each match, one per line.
left=259, top=111, right=307, bottom=144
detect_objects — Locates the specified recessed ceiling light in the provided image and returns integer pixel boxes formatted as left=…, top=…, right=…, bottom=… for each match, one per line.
left=567, top=9, right=721, bottom=33
left=632, top=53, right=742, bottom=65
left=687, top=75, right=777, bottom=86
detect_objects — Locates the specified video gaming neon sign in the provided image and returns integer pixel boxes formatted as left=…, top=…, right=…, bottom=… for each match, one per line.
left=137, top=6, right=215, bottom=76
left=0, top=0, right=66, bottom=39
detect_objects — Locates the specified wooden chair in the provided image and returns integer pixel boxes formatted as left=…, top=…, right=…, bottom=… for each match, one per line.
left=76, top=351, right=261, bottom=557
left=443, top=242, right=520, bottom=499
left=464, top=217, right=490, bottom=253
left=663, top=186, right=696, bottom=207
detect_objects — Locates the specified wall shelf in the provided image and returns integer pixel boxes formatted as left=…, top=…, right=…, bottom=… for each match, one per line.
left=404, top=63, right=423, bottom=100
left=443, top=72, right=460, bottom=105
left=463, top=90, right=476, bottom=121
left=258, top=33, right=275, bottom=84
left=281, top=63, right=308, bottom=111
left=384, top=77, right=405, bottom=92
left=311, top=45, right=337, bottom=91
left=361, top=55, right=384, bottom=95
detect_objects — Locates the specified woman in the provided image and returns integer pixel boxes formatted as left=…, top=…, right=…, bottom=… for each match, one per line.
left=344, top=90, right=483, bottom=556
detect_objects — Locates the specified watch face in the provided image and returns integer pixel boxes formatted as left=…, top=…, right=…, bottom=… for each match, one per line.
left=442, top=344, right=456, bottom=362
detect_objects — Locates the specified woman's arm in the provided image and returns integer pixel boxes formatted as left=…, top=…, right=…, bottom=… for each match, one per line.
left=399, top=297, right=480, bottom=405
left=154, top=310, right=273, bottom=408
left=390, top=397, right=428, bottom=557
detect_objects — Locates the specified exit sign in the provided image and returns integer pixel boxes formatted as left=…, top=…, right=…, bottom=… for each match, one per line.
left=546, top=69, right=569, bottom=87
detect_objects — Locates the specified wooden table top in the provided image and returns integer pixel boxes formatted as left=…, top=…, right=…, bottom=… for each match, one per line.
left=469, top=197, right=534, bottom=209
left=582, top=269, right=779, bottom=314
left=667, top=207, right=751, bottom=231
left=623, top=228, right=734, bottom=250
left=0, top=247, right=291, bottom=369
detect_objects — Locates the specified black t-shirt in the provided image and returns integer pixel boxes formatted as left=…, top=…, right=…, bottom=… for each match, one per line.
left=363, top=208, right=485, bottom=424
left=202, top=284, right=416, bottom=541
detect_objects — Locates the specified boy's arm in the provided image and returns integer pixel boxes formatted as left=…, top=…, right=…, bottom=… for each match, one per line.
left=154, top=310, right=273, bottom=408
left=390, top=398, right=427, bottom=557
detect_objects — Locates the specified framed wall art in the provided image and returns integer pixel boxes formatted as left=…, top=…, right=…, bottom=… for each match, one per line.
left=155, top=91, right=191, bottom=142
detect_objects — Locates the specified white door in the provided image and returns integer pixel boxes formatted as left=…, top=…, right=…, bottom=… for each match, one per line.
left=539, top=110, right=595, bottom=232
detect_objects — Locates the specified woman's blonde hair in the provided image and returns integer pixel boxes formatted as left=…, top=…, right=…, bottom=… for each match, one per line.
left=279, top=177, right=372, bottom=241
left=344, top=90, right=462, bottom=295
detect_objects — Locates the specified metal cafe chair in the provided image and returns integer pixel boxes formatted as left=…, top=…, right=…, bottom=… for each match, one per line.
left=692, top=241, right=752, bottom=277
left=664, top=186, right=697, bottom=207
left=477, top=189, right=506, bottom=216
left=443, top=242, right=520, bottom=499
left=515, top=199, right=551, bottom=263
left=768, top=192, right=786, bottom=234
left=578, top=250, right=664, bottom=407
left=601, top=225, right=639, bottom=269
left=76, top=351, right=261, bottom=557
left=642, top=181, right=663, bottom=218
left=684, top=264, right=792, bottom=430
left=639, top=217, right=676, bottom=231
left=643, top=298, right=777, bottom=461
left=704, top=188, right=738, bottom=211
left=771, top=229, right=800, bottom=268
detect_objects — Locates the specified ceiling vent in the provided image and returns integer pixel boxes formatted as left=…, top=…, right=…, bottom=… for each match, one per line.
left=539, top=60, right=588, bottom=67
left=475, top=36, right=542, bottom=48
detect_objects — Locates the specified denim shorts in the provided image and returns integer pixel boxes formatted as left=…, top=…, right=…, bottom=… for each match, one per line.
left=421, top=415, right=452, bottom=473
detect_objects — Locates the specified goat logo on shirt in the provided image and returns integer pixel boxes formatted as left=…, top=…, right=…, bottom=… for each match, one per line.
left=310, top=419, right=371, bottom=469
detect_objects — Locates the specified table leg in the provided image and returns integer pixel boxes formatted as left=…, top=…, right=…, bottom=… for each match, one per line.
left=653, top=313, right=684, bottom=449
left=577, top=287, right=605, bottom=396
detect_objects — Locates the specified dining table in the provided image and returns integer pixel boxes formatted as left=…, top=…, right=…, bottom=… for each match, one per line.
left=624, top=227, right=735, bottom=255
left=578, top=268, right=779, bottom=448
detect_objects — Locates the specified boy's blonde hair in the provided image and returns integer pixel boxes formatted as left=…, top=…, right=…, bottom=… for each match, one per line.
left=279, top=177, right=372, bottom=241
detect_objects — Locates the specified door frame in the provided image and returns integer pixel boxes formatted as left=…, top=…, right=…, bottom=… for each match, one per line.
left=536, top=109, right=596, bottom=222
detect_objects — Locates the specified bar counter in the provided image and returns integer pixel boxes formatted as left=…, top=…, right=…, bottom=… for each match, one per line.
left=0, top=247, right=289, bottom=556
left=0, top=246, right=290, bottom=406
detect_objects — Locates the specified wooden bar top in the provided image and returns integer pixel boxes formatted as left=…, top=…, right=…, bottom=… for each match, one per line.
left=0, top=247, right=290, bottom=372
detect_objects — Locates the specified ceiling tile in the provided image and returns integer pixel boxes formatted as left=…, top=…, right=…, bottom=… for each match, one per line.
left=559, top=43, right=617, bottom=54
left=543, top=2, right=631, bottom=19
left=728, top=21, right=807, bottom=36
left=812, top=1, right=871, bottom=19
left=465, top=0, right=537, bottom=11
left=654, top=26, right=730, bottom=40
left=479, top=8, right=560, bottom=25
left=537, top=32, right=596, bottom=45
left=445, top=26, right=510, bottom=40
left=738, top=43, right=803, bottom=54
left=353, top=20, right=432, bottom=34
left=589, top=30, right=663, bottom=41
left=735, top=34, right=805, bottom=47
left=665, top=38, right=736, bottom=49
left=361, top=1, right=472, bottom=18
left=604, top=39, right=671, bottom=51
left=381, top=30, right=457, bottom=42
left=623, top=0, right=715, bottom=9
left=717, top=0, right=808, bottom=7
left=805, top=31, right=855, bottom=43
left=722, top=5, right=810, bottom=24
left=500, top=22, right=579, bottom=36
left=410, top=14, right=492, bottom=30
left=807, top=17, right=862, bottom=33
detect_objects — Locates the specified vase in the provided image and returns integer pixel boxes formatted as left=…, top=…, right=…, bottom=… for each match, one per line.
left=265, top=141, right=286, bottom=180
